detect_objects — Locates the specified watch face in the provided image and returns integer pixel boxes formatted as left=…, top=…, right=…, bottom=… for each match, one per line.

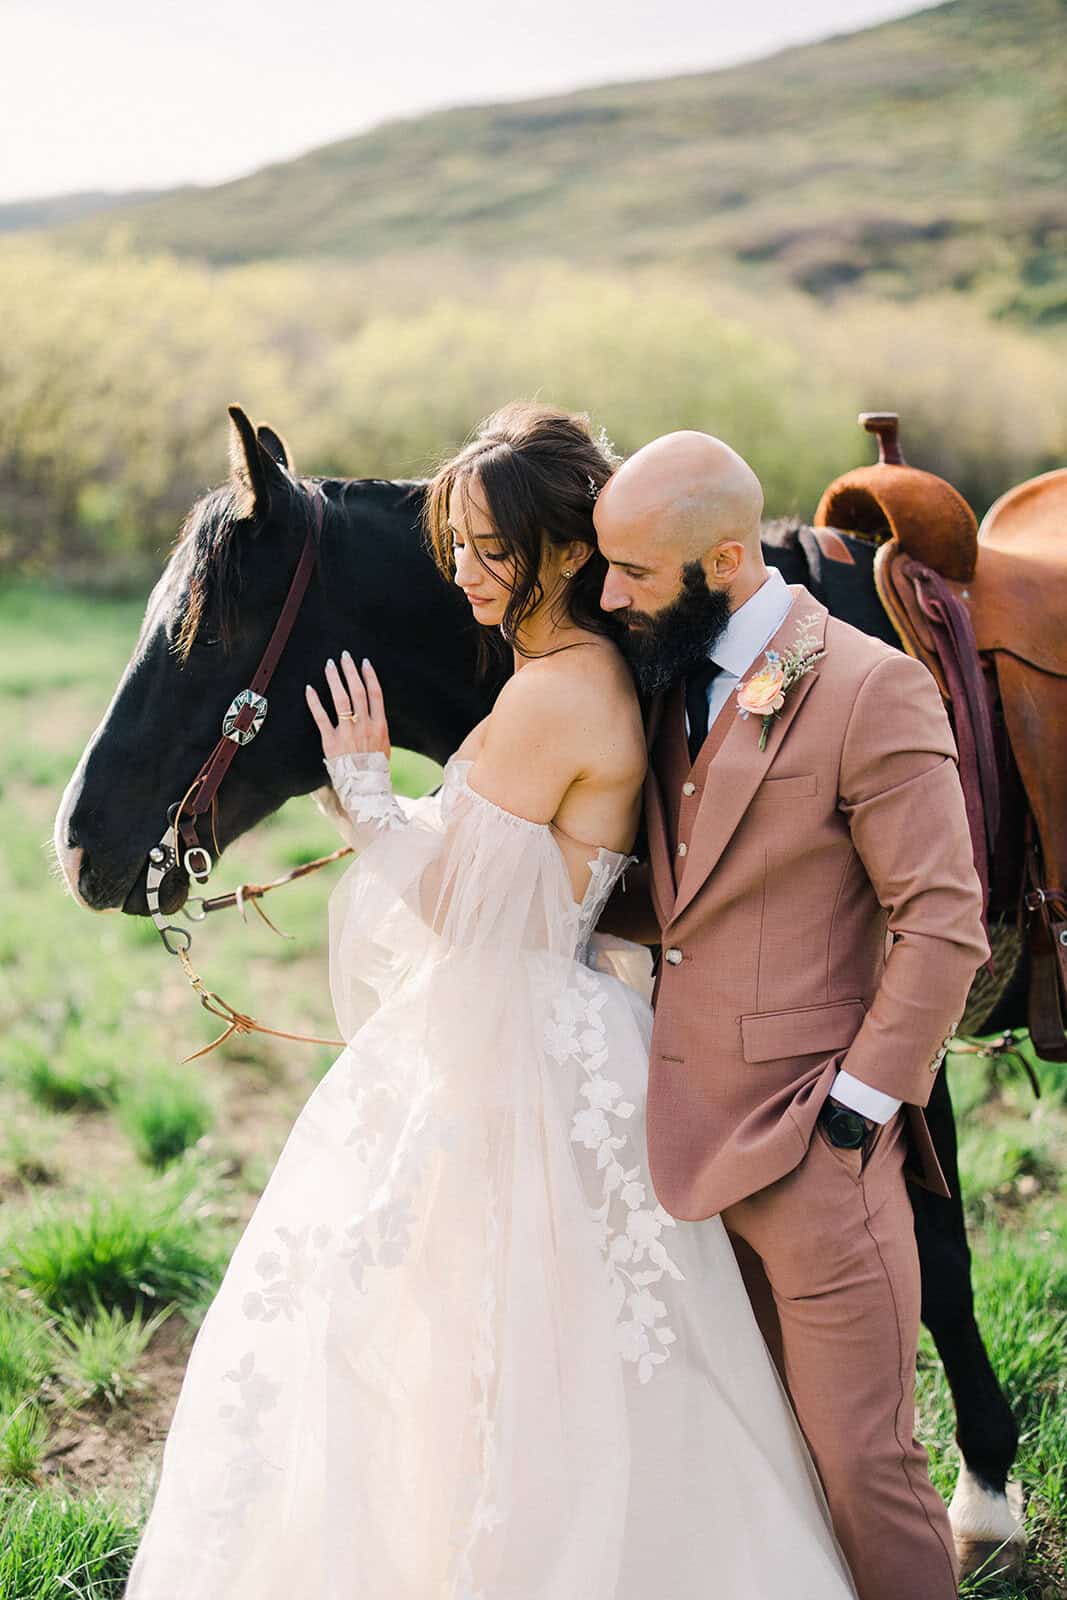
left=823, top=1104, right=868, bottom=1149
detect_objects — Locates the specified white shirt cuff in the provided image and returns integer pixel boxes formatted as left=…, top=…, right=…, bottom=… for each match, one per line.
left=831, top=1070, right=902, bottom=1124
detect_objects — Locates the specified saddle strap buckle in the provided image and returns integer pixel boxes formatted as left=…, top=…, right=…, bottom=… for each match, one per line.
left=1026, top=885, right=1067, bottom=919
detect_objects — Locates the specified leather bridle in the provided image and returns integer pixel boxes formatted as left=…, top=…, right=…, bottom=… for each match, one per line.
left=145, top=486, right=349, bottom=1060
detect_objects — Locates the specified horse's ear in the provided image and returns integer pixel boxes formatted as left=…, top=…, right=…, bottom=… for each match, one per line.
left=227, top=403, right=288, bottom=523
left=256, top=423, right=294, bottom=473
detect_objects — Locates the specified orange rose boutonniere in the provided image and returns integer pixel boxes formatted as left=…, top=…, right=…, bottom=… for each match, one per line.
left=737, top=613, right=825, bottom=751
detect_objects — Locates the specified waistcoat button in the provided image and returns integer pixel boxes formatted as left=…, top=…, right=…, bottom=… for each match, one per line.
left=682, top=781, right=696, bottom=796
left=665, top=947, right=683, bottom=965
left=677, top=842, right=688, bottom=856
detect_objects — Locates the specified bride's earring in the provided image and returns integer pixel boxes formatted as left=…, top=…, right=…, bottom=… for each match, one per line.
left=561, top=568, right=574, bottom=580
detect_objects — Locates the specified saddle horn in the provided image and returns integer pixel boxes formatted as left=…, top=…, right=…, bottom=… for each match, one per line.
left=814, top=411, right=978, bottom=584
left=859, top=412, right=906, bottom=466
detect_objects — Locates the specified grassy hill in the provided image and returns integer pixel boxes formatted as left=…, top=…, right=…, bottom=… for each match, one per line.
left=0, top=188, right=165, bottom=235
left=2, top=0, right=1063, bottom=577
left=47, top=0, right=1067, bottom=322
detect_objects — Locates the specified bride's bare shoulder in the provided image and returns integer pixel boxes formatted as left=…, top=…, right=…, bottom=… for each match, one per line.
left=465, top=641, right=643, bottom=824
left=487, top=640, right=645, bottom=776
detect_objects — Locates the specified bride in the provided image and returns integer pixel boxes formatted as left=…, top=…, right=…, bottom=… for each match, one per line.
left=122, top=403, right=857, bottom=1598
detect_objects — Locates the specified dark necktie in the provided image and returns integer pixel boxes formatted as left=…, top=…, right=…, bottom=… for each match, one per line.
left=685, top=660, right=722, bottom=765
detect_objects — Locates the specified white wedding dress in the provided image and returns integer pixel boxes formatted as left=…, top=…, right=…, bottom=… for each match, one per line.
left=123, top=752, right=857, bottom=1599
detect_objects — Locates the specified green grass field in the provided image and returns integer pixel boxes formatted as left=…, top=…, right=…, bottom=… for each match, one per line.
left=0, top=583, right=1064, bottom=1596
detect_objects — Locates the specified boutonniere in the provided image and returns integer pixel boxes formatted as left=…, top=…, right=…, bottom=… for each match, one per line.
left=736, top=613, right=825, bottom=751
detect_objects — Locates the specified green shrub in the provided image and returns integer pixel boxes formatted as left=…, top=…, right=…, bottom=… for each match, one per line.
left=0, top=1293, right=52, bottom=1413
left=6, top=1178, right=228, bottom=1320
left=45, top=1292, right=176, bottom=1410
left=0, top=1394, right=50, bottom=1484
left=1, top=241, right=1064, bottom=578
left=0, top=1485, right=140, bottom=1599
left=116, top=1069, right=214, bottom=1169
left=9, top=1032, right=121, bottom=1114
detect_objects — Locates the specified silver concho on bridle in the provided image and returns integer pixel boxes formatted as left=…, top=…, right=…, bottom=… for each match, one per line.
left=223, top=688, right=268, bottom=745
left=145, top=685, right=270, bottom=951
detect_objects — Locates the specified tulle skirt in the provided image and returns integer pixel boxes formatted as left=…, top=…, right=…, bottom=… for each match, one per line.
left=122, top=928, right=855, bottom=1598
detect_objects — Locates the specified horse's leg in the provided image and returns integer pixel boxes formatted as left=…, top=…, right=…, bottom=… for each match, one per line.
left=912, top=1068, right=1026, bottom=1578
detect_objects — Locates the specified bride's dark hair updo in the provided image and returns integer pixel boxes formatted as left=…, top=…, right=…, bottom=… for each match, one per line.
left=424, top=400, right=622, bottom=664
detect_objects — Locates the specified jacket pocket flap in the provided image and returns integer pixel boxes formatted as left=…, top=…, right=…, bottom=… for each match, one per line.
left=740, top=999, right=867, bottom=1064
left=752, top=773, right=818, bottom=800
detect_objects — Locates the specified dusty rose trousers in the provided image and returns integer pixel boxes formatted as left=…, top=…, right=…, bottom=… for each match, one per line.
left=724, top=1111, right=958, bottom=1600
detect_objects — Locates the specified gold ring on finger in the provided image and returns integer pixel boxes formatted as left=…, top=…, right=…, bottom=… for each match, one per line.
left=338, top=711, right=357, bottom=720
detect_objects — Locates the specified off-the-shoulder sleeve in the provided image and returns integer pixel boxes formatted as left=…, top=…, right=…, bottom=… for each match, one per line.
left=319, top=749, right=435, bottom=848
left=326, top=761, right=585, bottom=1041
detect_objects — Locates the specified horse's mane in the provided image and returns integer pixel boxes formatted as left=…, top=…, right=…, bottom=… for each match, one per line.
left=171, top=483, right=248, bottom=661
left=760, top=516, right=806, bottom=549
left=171, top=476, right=429, bottom=662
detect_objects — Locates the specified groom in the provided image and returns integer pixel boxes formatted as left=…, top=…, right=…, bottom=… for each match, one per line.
left=594, top=432, right=988, bottom=1600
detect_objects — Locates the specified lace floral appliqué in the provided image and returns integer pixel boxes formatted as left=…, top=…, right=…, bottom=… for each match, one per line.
left=242, top=1222, right=334, bottom=1322
left=546, top=963, right=683, bottom=1383
left=324, top=749, right=408, bottom=831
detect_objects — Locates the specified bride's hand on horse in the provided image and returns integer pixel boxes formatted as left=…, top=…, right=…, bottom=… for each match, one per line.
left=305, top=653, right=391, bottom=760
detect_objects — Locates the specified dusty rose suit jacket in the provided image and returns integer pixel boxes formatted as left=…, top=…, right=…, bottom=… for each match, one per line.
left=608, top=584, right=990, bottom=1220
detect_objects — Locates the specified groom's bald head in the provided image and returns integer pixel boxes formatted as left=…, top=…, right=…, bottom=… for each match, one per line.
left=595, top=431, right=767, bottom=619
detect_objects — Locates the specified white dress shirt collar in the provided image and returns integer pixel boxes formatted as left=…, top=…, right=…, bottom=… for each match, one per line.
left=710, top=566, right=793, bottom=678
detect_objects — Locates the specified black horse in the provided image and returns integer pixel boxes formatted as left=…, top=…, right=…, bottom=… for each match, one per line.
left=54, top=410, right=1023, bottom=1574
left=55, top=415, right=500, bottom=918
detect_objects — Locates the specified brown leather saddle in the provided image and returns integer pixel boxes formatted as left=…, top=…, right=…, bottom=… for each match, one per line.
left=815, top=415, right=1067, bottom=1062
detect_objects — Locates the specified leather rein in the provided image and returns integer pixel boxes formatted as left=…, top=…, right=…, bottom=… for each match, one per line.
left=145, top=487, right=351, bottom=1062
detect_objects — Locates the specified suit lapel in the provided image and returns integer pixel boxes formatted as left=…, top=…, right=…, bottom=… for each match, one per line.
left=671, top=586, right=828, bottom=924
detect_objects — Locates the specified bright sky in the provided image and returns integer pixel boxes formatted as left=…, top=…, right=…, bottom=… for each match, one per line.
left=1, top=0, right=937, bottom=204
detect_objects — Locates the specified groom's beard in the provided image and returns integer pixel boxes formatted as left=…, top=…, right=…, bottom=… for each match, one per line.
left=617, top=562, right=733, bottom=694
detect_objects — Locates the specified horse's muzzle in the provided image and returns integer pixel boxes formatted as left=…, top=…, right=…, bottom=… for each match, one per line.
left=121, top=860, right=190, bottom=918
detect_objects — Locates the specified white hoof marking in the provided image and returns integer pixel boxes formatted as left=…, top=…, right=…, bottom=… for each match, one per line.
left=948, top=1462, right=1026, bottom=1545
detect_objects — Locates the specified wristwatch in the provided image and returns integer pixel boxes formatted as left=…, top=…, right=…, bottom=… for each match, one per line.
left=818, top=1098, right=870, bottom=1150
